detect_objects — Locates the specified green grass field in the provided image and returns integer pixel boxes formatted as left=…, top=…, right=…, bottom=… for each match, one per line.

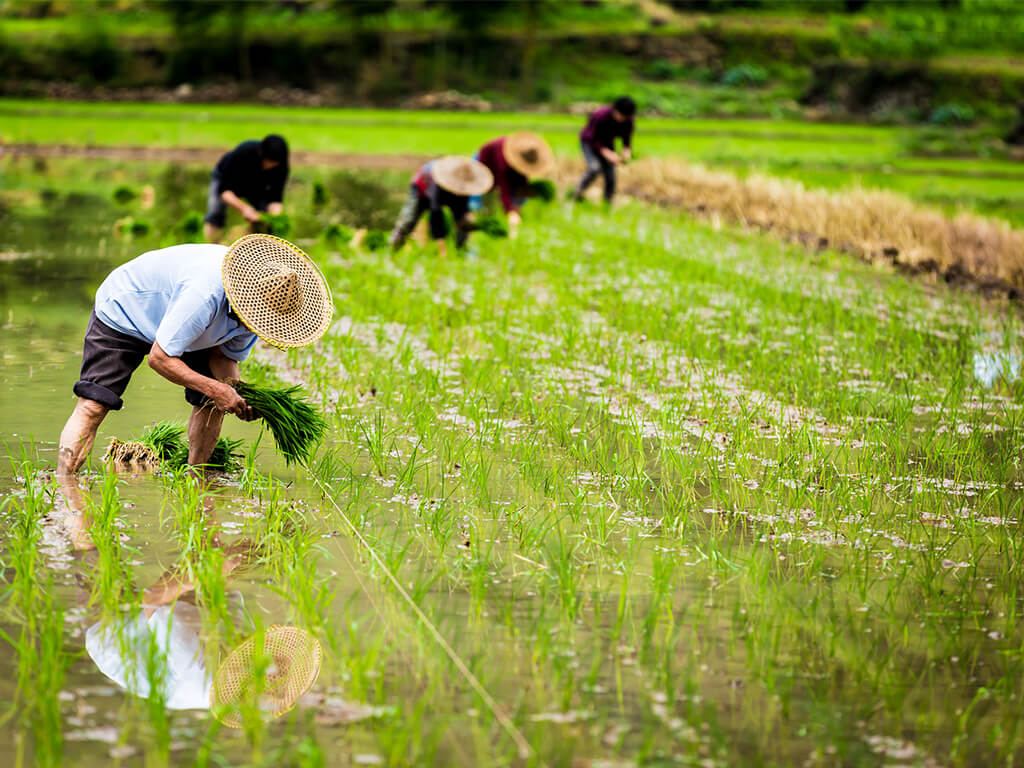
left=4, top=99, right=1023, bottom=226
left=1, top=147, right=1024, bottom=765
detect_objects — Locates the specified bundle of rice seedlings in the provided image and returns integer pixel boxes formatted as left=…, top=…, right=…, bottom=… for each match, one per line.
left=254, top=213, right=292, bottom=238
left=232, top=381, right=327, bottom=465
left=475, top=216, right=509, bottom=238
left=527, top=179, right=556, bottom=204
left=208, top=437, right=244, bottom=473
left=103, top=438, right=160, bottom=471
left=363, top=229, right=389, bottom=252
left=139, top=422, right=189, bottom=468
left=322, top=222, right=354, bottom=245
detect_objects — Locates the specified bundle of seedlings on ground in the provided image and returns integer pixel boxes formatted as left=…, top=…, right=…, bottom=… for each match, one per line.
left=363, top=229, right=389, bottom=251
left=528, top=179, right=557, bottom=203
left=102, top=438, right=160, bottom=471
left=231, top=381, right=327, bottom=465
left=140, top=421, right=189, bottom=467
left=208, top=436, right=244, bottom=473
left=475, top=216, right=509, bottom=238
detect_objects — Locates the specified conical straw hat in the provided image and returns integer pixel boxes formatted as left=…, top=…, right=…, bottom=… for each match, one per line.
left=431, top=156, right=494, bottom=196
left=211, top=625, right=322, bottom=728
left=502, top=132, right=554, bottom=178
left=222, top=235, right=333, bottom=350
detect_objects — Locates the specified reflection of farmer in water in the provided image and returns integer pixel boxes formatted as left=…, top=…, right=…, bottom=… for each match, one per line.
left=389, top=156, right=493, bottom=257
left=573, top=96, right=637, bottom=204
left=471, top=132, right=555, bottom=238
left=75, top=496, right=320, bottom=722
left=56, top=234, right=332, bottom=477
left=204, top=135, right=290, bottom=244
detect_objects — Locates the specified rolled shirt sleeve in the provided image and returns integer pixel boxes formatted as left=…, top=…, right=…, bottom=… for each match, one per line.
left=220, top=333, right=258, bottom=362
left=154, top=287, right=219, bottom=358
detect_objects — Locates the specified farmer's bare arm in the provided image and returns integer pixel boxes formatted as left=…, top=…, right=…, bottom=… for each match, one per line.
left=148, top=342, right=255, bottom=420
left=220, top=189, right=262, bottom=222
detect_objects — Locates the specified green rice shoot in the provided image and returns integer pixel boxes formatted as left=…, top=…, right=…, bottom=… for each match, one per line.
left=232, top=381, right=327, bottom=465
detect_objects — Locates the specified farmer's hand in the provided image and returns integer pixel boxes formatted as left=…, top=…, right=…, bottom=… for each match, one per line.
left=601, top=147, right=620, bottom=165
left=241, top=204, right=262, bottom=223
left=211, top=381, right=257, bottom=421
left=508, top=210, right=522, bottom=228
left=622, top=148, right=632, bottom=163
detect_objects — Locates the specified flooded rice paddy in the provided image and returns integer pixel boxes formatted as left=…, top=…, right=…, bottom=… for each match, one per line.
left=2, top=155, right=1024, bottom=766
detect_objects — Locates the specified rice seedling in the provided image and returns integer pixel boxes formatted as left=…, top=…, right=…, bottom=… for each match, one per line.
left=232, top=381, right=328, bottom=465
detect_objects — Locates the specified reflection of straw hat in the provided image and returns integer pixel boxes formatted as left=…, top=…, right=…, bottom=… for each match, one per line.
left=211, top=625, right=322, bottom=728
left=222, top=235, right=333, bottom=350
left=431, top=156, right=494, bottom=196
left=502, top=132, right=554, bottom=178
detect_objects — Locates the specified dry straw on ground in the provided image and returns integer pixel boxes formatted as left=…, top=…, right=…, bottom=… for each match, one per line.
left=555, top=158, right=1024, bottom=296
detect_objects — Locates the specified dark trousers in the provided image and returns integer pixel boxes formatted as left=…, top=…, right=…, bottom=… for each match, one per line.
left=575, top=141, right=616, bottom=202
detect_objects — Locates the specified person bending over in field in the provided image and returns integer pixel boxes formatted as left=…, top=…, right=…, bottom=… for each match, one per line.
left=472, top=132, right=554, bottom=238
left=573, top=96, right=637, bottom=205
left=204, top=135, right=290, bottom=243
left=56, top=234, right=332, bottom=477
left=389, top=156, right=493, bottom=257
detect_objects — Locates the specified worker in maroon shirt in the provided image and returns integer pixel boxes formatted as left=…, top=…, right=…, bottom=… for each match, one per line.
left=572, top=96, right=636, bottom=204
left=472, top=132, right=554, bottom=238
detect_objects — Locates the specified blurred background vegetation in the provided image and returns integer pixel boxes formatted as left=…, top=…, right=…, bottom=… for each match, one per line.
left=0, top=0, right=1021, bottom=140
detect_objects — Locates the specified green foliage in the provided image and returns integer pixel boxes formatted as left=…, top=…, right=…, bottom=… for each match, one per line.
left=208, top=436, right=244, bottom=473
left=139, top=421, right=188, bottom=467
left=312, top=179, right=328, bottom=208
left=363, top=229, right=389, bottom=251
left=475, top=215, right=509, bottom=238
left=114, top=216, right=151, bottom=237
left=176, top=211, right=205, bottom=241
left=322, top=222, right=354, bottom=244
left=233, top=380, right=328, bottom=465
left=930, top=102, right=976, bottom=126
left=721, top=64, right=768, bottom=88
left=527, top=179, right=557, bottom=204
left=112, top=184, right=137, bottom=205
left=255, top=212, right=292, bottom=238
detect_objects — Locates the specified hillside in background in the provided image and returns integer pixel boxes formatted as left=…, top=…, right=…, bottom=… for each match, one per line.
left=1, top=0, right=1022, bottom=144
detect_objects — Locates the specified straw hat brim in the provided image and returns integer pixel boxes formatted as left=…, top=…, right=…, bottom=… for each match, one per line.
left=222, top=235, right=334, bottom=350
left=431, top=156, right=494, bottom=197
left=502, top=132, right=554, bottom=178
left=211, top=625, right=322, bottom=728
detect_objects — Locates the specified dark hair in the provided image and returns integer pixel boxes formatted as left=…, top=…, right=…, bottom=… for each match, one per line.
left=613, top=96, right=637, bottom=117
left=260, top=134, right=289, bottom=164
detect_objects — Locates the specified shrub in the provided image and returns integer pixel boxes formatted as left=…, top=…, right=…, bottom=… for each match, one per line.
left=929, top=103, right=976, bottom=126
left=721, top=64, right=768, bottom=88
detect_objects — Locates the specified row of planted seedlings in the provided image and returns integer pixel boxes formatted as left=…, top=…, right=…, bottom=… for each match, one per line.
left=268, top=197, right=1024, bottom=763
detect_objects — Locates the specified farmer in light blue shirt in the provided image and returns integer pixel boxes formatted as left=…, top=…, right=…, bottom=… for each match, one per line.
left=57, top=235, right=334, bottom=477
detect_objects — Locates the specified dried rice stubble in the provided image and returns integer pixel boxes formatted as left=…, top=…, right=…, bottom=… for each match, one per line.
left=231, top=380, right=327, bottom=465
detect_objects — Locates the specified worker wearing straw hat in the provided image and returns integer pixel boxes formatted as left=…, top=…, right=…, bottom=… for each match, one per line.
left=573, top=96, right=637, bottom=204
left=56, top=234, right=333, bottom=477
left=389, top=156, right=493, bottom=257
left=472, top=132, right=554, bottom=237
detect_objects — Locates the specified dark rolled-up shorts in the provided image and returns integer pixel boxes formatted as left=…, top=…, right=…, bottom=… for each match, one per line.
left=73, top=312, right=214, bottom=411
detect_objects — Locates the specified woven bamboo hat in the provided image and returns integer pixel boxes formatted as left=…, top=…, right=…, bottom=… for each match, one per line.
left=431, top=156, right=494, bottom=196
left=211, top=625, right=322, bottom=728
left=222, top=235, right=333, bottom=350
left=502, top=132, right=554, bottom=178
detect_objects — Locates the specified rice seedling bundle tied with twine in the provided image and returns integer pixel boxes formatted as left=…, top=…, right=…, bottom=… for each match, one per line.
left=231, top=381, right=327, bottom=465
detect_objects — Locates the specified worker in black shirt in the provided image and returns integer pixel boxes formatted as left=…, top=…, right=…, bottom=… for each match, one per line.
left=203, top=135, right=289, bottom=243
